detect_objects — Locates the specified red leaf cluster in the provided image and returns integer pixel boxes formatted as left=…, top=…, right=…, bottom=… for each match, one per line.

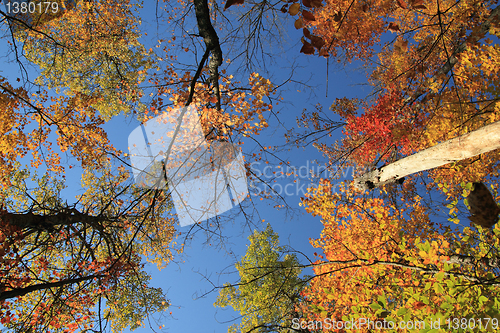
left=342, top=90, right=417, bottom=164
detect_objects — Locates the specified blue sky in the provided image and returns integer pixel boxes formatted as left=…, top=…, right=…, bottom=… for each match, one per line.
left=0, top=1, right=370, bottom=332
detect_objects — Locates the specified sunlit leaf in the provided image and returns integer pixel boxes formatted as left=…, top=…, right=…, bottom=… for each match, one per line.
left=300, top=41, right=315, bottom=54
left=294, top=17, right=304, bottom=29
left=302, top=9, right=316, bottom=21
left=289, top=3, right=300, bottom=15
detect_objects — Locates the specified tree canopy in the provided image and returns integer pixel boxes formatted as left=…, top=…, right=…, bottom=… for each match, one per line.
left=1, top=0, right=499, bottom=332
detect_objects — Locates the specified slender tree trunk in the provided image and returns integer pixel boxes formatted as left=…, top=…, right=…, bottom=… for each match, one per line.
left=0, top=274, right=104, bottom=301
left=193, top=0, right=222, bottom=110
left=354, top=120, right=500, bottom=190
left=1, top=209, right=110, bottom=231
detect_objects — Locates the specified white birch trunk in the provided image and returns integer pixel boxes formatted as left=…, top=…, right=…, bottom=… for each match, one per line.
left=354, top=120, right=500, bottom=190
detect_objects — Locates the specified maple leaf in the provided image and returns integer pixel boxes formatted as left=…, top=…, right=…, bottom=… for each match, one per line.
left=289, top=3, right=300, bottom=15
left=303, top=28, right=311, bottom=38
left=303, top=0, right=323, bottom=8
left=302, top=10, right=316, bottom=21
left=333, top=11, right=342, bottom=22
left=394, top=39, right=409, bottom=53
left=310, top=35, right=325, bottom=49
left=294, top=18, right=304, bottom=29
left=303, top=0, right=313, bottom=7
left=319, top=48, right=329, bottom=57
left=300, top=41, right=315, bottom=54
left=388, top=22, right=400, bottom=32
left=311, top=0, right=323, bottom=8
left=410, top=0, right=427, bottom=9
left=224, top=0, right=245, bottom=10
left=414, top=301, right=426, bottom=310
left=396, top=0, right=407, bottom=9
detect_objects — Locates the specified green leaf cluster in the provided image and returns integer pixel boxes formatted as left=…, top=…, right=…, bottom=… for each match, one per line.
left=215, top=224, right=305, bottom=333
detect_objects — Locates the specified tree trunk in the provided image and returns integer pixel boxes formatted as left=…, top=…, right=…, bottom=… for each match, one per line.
left=354, top=120, right=500, bottom=190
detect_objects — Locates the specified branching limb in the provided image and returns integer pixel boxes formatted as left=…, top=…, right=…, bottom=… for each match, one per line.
left=193, top=0, right=223, bottom=110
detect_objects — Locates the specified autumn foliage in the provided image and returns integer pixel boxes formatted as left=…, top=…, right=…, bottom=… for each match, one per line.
left=288, top=0, right=500, bottom=330
left=298, top=180, right=500, bottom=331
left=2, top=0, right=500, bottom=330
